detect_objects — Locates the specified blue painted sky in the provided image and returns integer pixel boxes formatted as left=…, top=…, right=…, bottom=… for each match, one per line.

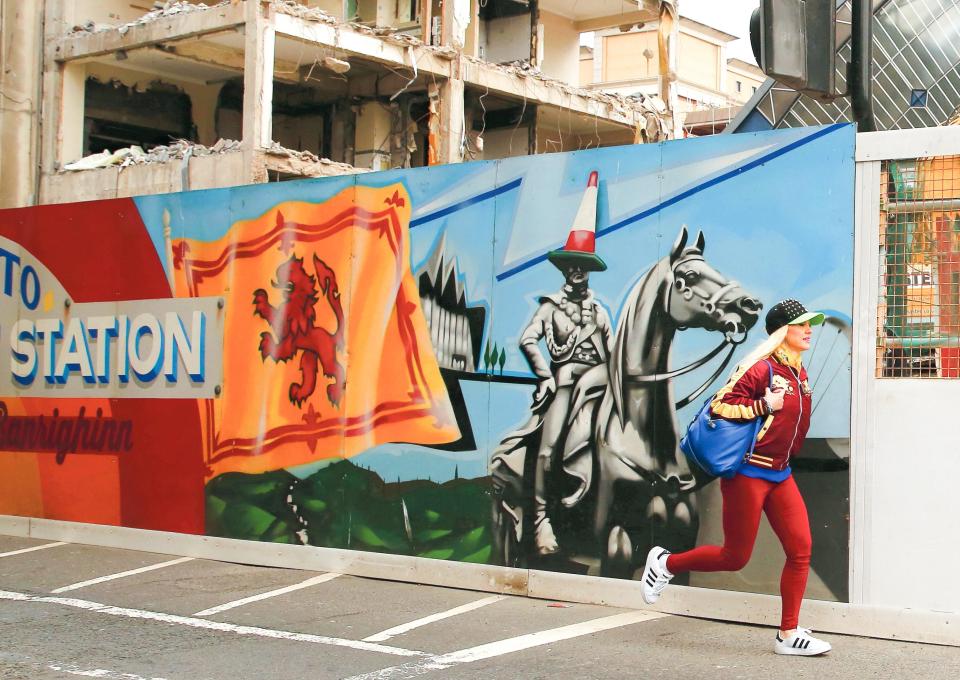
left=131, top=125, right=856, bottom=483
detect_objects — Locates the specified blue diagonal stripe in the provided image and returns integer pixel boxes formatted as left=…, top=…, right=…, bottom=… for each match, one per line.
left=410, top=177, right=523, bottom=228
left=495, top=123, right=848, bottom=281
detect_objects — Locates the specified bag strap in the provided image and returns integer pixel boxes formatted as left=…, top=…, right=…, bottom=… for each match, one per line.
left=745, top=360, right=775, bottom=459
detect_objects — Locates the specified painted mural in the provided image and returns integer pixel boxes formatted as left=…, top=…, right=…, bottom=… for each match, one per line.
left=0, top=124, right=855, bottom=601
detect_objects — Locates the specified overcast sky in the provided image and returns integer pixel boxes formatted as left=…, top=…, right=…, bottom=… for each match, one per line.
left=677, top=0, right=759, bottom=64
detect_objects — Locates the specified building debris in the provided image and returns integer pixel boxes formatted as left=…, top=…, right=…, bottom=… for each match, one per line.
left=263, top=142, right=368, bottom=174
left=63, top=139, right=242, bottom=171
left=468, top=55, right=669, bottom=140
left=71, top=1, right=230, bottom=34
left=270, top=0, right=458, bottom=55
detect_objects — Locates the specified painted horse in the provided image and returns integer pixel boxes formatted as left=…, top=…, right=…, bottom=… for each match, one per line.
left=491, top=227, right=762, bottom=576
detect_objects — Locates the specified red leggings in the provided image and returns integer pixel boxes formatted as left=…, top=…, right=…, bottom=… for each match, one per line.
left=665, top=474, right=811, bottom=631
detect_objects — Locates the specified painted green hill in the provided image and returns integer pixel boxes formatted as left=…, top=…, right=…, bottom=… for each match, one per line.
left=205, top=460, right=493, bottom=564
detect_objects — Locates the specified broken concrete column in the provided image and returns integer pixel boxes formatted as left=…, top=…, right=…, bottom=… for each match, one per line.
left=428, top=78, right=464, bottom=165
left=0, top=0, right=42, bottom=207
left=242, top=0, right=275, bottom=182
left=442, top=0, right=472, bottom=50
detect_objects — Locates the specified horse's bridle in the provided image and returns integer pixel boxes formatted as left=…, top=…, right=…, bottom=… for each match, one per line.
left=625, top=255, right=748, bottom=408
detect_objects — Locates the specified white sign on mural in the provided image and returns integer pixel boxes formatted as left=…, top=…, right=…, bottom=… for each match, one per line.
left=0, top=236, right=223, bottom=398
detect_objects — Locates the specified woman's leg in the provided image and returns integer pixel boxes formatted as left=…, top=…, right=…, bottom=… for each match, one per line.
left=763, top=475, right=812, bottom=632
left=666, top=475, right=770, bottom=574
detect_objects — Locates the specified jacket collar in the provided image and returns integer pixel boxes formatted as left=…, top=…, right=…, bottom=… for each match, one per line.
left=773, top=346, right=803, bottom=371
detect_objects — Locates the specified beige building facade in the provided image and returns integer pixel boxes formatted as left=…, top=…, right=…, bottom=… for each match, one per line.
left=0, top=0, right=683, bottom=209
left=580, top=15, right=764, bottom=135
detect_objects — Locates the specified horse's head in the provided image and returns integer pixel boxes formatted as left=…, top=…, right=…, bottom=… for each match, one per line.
left=666, top=227, right=761, bottom=341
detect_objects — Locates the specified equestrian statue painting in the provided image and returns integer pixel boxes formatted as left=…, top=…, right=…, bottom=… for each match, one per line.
left=491, top=171, right=763, bottom=577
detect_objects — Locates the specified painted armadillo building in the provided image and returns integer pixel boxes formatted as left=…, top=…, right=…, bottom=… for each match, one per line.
left=417, top=234, right=487, bottom=374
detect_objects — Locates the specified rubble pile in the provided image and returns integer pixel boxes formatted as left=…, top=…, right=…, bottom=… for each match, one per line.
left=70, top=1, right=230, bottom=34
left=63, top=138, right=242, bottom=171
left=263, top=142, right=369, bottom=173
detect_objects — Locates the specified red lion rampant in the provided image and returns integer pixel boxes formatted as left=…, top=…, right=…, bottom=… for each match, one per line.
left=253, top=254, right=345, bottom=408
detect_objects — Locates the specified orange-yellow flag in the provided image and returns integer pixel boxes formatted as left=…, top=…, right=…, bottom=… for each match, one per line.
left=172, top=184, right=459, bottom=479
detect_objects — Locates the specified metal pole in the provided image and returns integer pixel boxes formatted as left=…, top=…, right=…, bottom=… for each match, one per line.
left=850, top=0, right=877, bottom=132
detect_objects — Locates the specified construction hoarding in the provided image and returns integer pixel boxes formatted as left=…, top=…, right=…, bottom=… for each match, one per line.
left=0, top=125, right=855, bottom=601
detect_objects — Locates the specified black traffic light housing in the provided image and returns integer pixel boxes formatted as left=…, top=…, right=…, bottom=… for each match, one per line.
left=750, top=0, right=837, bottom=100
left=750, top=0, right=876, bottom=131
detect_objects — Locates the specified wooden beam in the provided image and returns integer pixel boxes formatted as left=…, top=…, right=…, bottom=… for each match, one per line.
left=54, top=2, right=246, bottom=62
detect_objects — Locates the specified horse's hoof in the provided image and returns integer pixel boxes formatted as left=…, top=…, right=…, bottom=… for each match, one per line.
left=646, top=495, right=668, bottom=523
left=606, top=525, right=632, bottom=563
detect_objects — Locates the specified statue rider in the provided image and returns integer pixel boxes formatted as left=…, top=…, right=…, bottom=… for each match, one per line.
left=519, top=171, right=613, bottom=555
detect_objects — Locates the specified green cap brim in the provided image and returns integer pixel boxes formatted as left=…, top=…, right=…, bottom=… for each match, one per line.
left=789, top=311, right=825, bottom=326
left=547, top=250, right=607, bottom=272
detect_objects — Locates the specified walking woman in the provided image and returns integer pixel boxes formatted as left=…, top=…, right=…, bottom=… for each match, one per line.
left=640, top=299, right=831, bottom=656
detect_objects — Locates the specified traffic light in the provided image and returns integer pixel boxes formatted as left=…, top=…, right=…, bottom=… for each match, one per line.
left=750, top=1, right=838, bottom=100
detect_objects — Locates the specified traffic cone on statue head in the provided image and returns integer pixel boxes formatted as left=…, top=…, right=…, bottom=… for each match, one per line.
left=547, top=170, right=607, bottom=272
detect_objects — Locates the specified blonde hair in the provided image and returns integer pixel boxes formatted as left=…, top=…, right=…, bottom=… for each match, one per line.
left=726, top=325, right=788, bottom=385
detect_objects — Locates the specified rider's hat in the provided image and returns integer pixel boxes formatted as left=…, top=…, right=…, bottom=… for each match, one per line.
left=765, top=299, right=825, bottom=334
left=547, top=171, right=607, bottom=273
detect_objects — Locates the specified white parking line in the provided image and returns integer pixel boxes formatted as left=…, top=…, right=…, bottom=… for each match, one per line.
left=344, top=609, right=670, bottom=679
left=363, top=595, right=507, bottom=642
left=47, top=661, right=169, bottom=679
left=193, top=572, right=342, bottom=616
left=0, top=589, right=425, bottom=658
left=50, top=557, right=195, bottom=593
left=1, top=652, right=169, bottom=680
left=0, top=541, right=67, bottom=558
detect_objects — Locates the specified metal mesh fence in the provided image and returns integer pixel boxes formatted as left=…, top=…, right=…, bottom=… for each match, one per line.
left=879, top=156, right=960, bottom=377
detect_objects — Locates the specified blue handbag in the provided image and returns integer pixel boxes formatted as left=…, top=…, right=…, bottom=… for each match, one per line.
left=679, top=360, right=774, bottom=479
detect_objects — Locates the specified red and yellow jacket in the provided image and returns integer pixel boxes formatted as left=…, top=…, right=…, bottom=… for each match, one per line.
left=709, top=348, right=812, bottom=473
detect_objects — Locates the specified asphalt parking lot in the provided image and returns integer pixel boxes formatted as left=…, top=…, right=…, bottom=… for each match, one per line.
left=0, top=534, right=957, bottom=680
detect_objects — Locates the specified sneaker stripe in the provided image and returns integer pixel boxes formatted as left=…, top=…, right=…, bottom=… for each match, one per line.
left=793, top=638, right=800, bottom=648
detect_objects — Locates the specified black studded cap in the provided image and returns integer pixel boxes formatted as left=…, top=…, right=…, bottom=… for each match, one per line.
left=765, top=299, right=825, bottom=334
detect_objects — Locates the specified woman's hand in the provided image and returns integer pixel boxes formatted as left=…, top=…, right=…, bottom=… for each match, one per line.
left=764, top=386, right=785, bottom=412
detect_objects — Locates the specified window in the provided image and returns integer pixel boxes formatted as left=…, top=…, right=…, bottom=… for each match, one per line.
left=879, top=157, right=960, bottom=377
left=752, top=86, right=757, bottom=93
left=736, top=80, right=742, bottom=92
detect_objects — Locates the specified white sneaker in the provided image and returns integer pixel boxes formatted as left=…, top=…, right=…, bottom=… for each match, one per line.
left=640, top=546, right=673, bottom=604
left=775, top=628, right=832, bottom=656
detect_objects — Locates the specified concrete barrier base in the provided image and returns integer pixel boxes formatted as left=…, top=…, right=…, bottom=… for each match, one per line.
left=2, top=515, right=956, bottom=647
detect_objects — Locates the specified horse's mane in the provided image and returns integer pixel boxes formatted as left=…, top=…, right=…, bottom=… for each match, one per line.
left=609, top=255, right=674, bottom=423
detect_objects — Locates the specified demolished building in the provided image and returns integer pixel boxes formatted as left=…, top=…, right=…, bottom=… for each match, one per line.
left=0, top=0, right=677, bottom=208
